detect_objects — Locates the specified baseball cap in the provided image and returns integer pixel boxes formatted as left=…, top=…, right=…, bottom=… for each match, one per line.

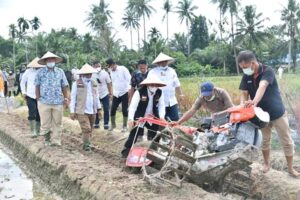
left=200, top=81, right=214, bottom=97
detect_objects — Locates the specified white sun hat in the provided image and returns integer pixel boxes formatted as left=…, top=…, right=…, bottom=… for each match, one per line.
left=139, top=75, right=166, bottom=87
left=77, top=63, right=98, bottom=74
left=27, top=57, right=45, bottom=68
left=152, top=52, right=175, bottom=65
left=38, top=51, right=63, bottom=65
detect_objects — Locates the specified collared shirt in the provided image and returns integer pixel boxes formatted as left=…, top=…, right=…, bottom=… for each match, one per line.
left=147, top=66, right=180, bottom=107
left=69, top=80, right=101, bottom=114
left=92, top=70, right=112, bottom=99
left=130, top=70, right=148, bottom=89
left=192, top=87, right=234, bottom=114
left=34, top=67, right=69, bottom=105
left=110, top=65, right=131, bottom=97
left=128, top=88, right=165, bottom=121
left=239, top=64, right=285, bottom=121
left=21, top=68, right=39, bottom=99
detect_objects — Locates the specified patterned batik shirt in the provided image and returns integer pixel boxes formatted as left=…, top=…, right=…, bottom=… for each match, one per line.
left=34, top=67, right=69, bottom=105
left=131, top=70, right=148, bottom=89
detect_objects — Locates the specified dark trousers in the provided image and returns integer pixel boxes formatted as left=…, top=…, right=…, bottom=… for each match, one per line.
left=95, top=95, right=110, bottom=126
left=165, top=104, right=179, bottom=121
left=4, top=82, right=7, bottom=96
left=110, top=93, right=128, bottom=117
left=124, top=122, right=159, bottom=149
left=26, top=96, right=40, bottom=121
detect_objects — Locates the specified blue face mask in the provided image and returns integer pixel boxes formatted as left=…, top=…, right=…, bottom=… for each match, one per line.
left=46, top=62, right=55, bottom=68
left=242, top=67, right=254, bottom=76
left=82, top=77, right=91, bottom=82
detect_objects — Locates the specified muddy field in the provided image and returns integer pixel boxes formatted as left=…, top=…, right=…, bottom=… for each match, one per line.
left=0, top=106, right=299, bottom=200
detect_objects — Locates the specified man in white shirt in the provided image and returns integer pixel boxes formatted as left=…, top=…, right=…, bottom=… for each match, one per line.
left=106, top=58, right=131, bottom=132
left=148, top=52, right=184, bottom=121
left=121, top=75, right=166, bottom=158
left=21, top=57, right=45, bottom=137
left=92, top=60, right=113, bottom=130
left=69, top=64, right=101, bottom=151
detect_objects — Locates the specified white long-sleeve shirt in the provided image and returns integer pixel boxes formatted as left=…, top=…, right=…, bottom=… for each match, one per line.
left=69, top=80, right=101, bottom=114
left=147, top=66, right=180, bottom=107
left=92, top=70, right=112, bottom=99
left=20, top=68, right=39, bottom=99
left=110, top=65, right=131, bottom=97
left=128, top=88, right=165, bottom=121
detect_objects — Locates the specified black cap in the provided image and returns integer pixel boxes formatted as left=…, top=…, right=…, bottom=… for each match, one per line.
left=106, top=58, right=115, bottom=65
left=137, top=59, right=147, bottom=65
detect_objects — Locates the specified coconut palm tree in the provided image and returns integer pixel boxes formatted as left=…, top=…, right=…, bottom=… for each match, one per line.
left=216, top=0, right=240, bottom=74
left=162, top=0, right=172, bottom=42
left=121, top=10, right=140, bottom=49
left=235, top=6, right=270, bottom=50
left=126, top=0, right=156, bottom=42
left=175, top=0, right=198, bottom=55
left=30, top=16, right=41, bottom=56
left=8, top=24, right=17, bottom=71
left=86, top=0, right=113, bottom=35
left=280, top=0, right=300, bottom=72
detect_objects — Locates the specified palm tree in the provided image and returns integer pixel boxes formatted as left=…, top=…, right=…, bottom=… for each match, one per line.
left=175, top=0, right=198, bottom=55
left=30, top=16, right=41, bottom=56
left=17, top=17, right=30, bottom=63
left=235, top=6, right=270, bottom=50
left=280, top=0, right=300, bottom=72
left=162, top=0, right=172, bottom=42
left=86, top=0, right=113, bottom=35
left=127, top=0, right=156, bottom=42
left=216, top=0, right=240, bottom=74
left=121, top=10, right=140, bottom=49
left=9, top=24, right=17, bottom=71
left=211, top=0, right=225, bottom=41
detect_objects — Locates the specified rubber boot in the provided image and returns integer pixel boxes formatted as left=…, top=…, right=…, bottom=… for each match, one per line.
left=44, top=131, right=52, bottom=146
left=36, top=121, right=41, bottom=136
left=29, top=120, right=38, bottom=138
left=83, top=139, right=91, bottom=151
left=108, top=116, right=116, bottom=131
left=121, top=117, right=128, bottom=133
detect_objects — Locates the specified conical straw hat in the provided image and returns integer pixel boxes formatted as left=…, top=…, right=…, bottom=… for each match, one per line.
left=139, top=75, right=166, bottom=87
left=38, top=51, right=63, bottom=65
left=27, top=57, right=45, bottom=68
left=77, top=63, right=98, bottom=74
left=152, top=52, right=174, bottom=64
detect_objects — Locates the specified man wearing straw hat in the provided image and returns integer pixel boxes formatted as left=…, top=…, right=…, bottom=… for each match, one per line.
left=121, top=75, right=166, bottom=158
left=21, top=57, right=45, bottom=137
left=148, top=52, right=184, bottom=121
left=35, top=51, right=69, bottom=146
left=69, top=64, right=101, bottom=151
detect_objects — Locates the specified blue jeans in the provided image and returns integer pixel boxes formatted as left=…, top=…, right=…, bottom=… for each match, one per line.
left=95, top=95, right=110, bottom=127
left=165, top=104, right=179, bottom=121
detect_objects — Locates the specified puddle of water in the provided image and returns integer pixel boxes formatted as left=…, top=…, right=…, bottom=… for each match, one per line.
left=0, top=146, right=61, bottom=200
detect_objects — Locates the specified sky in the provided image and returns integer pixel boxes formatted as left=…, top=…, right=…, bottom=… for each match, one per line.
left=0, top=0, right=286, bottom=49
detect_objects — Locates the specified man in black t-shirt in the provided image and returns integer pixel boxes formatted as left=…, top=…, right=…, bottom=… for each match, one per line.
left=237, top=50, right=299, bottom=177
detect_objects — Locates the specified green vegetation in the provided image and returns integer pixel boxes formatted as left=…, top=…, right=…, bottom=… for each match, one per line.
left=1, top=0, right=300, bottom=76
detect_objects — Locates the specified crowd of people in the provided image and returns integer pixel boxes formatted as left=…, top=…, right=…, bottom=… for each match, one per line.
left=8, top=50, right=300, bottom=177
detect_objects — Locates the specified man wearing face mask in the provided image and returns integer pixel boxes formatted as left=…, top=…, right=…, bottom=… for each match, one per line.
left=148, top=52, right=184, bottom=121
left=92, top=60, right=112, bottom=130
left=176, top=81, right=234, bottom=125
left=69, top=64, right=101, bottom=151
left=21, top=57, right=45, bottom=138
left=106, top=58, right=131, bottom=132
left=121, top=75, right=166, bottom=158
left=238, top=50, right=300, bottom=177
left=35, top=51, right=69, bottom=146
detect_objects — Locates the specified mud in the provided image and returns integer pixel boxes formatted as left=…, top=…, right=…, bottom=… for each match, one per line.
left=1, top=106, right=299, bottom=200
left=0, top=108, right=225, bottom=200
